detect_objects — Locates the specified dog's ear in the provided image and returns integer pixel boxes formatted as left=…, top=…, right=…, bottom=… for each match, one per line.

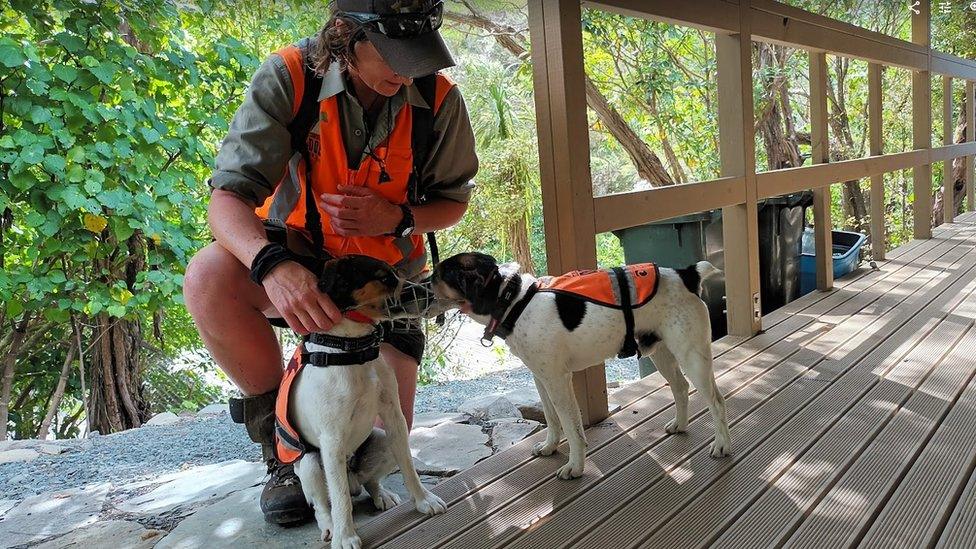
left=318, top=259, right=355, bottom=310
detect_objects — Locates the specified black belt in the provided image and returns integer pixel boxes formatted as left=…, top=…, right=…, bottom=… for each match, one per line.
left=302, top=327, right=384, bottom=367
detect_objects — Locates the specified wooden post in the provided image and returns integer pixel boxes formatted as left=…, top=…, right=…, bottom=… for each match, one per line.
left=912, top=0, right=933, bottom=239
left=944, top=75, right=954, bottom=224
left=967, top=80, right=975, bottom=212
left=528, top=0, right=608, bottom=426
left=810, top=51, right=833, bottom=291
left=869, top=63, right=885, bottom=260
left=716, top=2, right=762, bottom=336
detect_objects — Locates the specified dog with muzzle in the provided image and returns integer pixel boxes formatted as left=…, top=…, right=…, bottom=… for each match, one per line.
left=431, top=253, right=732, bottom=479
left=275, top=255, right=446, bottom=548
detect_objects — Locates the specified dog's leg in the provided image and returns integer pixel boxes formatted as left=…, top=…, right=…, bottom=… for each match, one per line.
left=539, top=372, right=587, bottom=480
left=316, top=440, right=361, bottom=549
left=375, top=365, right=447, bottom=516
left=294, top=453, right=334, bottom=542
left=364, top=478, right=401, bottom=511
left=680, top=349, right=731, bottom=458
left=648, top=344, right=689, bottom=434
left=531, top=376, right=563, bottom=457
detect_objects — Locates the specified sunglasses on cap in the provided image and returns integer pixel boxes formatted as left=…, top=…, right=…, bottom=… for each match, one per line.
left=341, top=0, right=444, bottom=39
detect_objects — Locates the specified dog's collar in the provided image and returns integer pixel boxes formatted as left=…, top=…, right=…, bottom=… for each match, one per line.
left=302, top=325, right=384, bottom=367
left=494, top=283, right=539, bottom=340
left=343, top=310, right=375, bottom=324
left=481, top=272, right=527, bottom=345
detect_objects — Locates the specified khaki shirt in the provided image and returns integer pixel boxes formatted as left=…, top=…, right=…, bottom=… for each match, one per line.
left=209, top=39, right=478, bottom=207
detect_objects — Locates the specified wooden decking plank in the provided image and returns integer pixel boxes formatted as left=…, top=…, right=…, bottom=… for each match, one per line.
left=935, top=433, right=976, bottom=548
left=562, top=239, right=976, bottom=549
left=781, top=315, right=976, bottom=548
left=607, top=222, right=970, bottom=417
left=698, top=297, right=976, bottom=548
left=424, top=230, right=976, bottom=549
left=860, top=328, right=976, bottom=548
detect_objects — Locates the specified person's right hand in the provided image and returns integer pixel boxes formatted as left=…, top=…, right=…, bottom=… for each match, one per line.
left=262, top=261, right=342, bottom=335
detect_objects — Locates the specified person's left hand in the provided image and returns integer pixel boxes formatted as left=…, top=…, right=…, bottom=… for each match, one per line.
left=319, top=185, right=403, bottom=237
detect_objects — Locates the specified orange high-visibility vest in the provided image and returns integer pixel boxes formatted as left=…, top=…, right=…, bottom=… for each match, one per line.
left=536, top=263, right=660, bottom=309
left=255, top=45, right=456, bottom=276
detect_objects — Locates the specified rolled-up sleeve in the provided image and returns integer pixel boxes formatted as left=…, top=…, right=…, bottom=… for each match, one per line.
left=208, top=55, right=295, bottom=206
left=419, top=86, right=479, bottom=203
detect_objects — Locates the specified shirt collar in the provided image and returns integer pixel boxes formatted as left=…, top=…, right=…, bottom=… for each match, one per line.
left=318, top=62, right=430, bottom=109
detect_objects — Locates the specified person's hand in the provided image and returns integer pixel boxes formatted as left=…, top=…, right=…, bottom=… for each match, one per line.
left=262, top=261, right=342, bottom=335
left=319, top=185, right=403, bottom=237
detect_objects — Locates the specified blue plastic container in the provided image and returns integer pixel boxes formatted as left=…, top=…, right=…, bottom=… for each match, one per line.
left=799, top=228, right=867, bottom=295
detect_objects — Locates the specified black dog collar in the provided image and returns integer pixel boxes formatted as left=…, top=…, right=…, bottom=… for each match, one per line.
left=481, top=272, right=525, bottom=345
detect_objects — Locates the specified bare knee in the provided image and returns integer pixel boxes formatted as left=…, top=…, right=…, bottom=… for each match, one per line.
left=184, top=243, right=255, bottom=318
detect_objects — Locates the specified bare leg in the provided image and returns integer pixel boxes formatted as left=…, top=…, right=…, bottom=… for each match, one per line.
left=377, top=343, right=419, bottom=430
left=184, top=242, right=283, bottom=395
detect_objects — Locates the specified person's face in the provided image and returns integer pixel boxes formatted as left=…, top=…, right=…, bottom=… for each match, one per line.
left=349, top=39, right=414, bottom=97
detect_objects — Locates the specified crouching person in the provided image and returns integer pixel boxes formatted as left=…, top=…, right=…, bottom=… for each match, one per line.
left=183, top=0, right=477, bottom=526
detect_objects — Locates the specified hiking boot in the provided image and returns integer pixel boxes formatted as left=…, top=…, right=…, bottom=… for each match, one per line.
left=229, top=390, right=312, bottom=526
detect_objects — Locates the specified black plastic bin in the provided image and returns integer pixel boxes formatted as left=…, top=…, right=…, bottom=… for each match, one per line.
left=613, top=191, right=812, bottom=377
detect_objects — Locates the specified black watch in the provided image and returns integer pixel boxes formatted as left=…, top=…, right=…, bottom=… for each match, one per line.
left=389, top=204, right=415, bottom=238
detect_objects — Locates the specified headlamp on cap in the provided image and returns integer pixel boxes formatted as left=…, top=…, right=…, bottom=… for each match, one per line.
left=339, top=0, right=443, bottom=39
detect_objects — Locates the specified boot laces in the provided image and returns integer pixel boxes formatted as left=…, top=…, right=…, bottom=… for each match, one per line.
left=267, top=459, right=300, bottom=487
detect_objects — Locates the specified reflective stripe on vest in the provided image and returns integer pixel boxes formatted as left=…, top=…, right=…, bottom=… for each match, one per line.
left=255, top=44, right=455, bottom=277
left=535, top=263, right=660, bottom=309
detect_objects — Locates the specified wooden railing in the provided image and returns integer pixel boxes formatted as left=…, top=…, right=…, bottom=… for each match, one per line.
left=528, top=0, right=976, bottom=425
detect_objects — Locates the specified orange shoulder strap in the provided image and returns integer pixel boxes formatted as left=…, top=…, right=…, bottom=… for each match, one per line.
left=274, top=45, right=305, bottom=118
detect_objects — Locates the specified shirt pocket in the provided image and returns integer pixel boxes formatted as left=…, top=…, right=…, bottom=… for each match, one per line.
left=366, top=146, right=413, bottom=202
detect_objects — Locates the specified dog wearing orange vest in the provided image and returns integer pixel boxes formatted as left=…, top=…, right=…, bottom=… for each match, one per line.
left=432, top=252, right=732, bottom=480
left=278, top=255, right=445, bottom=547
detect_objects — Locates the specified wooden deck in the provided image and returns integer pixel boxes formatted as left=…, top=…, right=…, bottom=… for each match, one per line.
left=362, top=212, right=976, bottom=549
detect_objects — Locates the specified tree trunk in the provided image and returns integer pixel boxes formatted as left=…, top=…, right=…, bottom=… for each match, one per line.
left=933, top=98, right=969, bottom=226
left=37, top=343, right=76, bottom=440
left=507, top=213, right=535, bottom=275
left=757, top=44, right=802, bottom=171
left=88, top=233, right=150, bottom=434
left=0, top=315, right=31, bottom=440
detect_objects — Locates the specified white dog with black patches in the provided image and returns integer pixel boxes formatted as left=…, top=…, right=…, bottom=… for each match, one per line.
left=277, top=255, right=446, bottom=548
left=432, top=252, right=731, bottom=479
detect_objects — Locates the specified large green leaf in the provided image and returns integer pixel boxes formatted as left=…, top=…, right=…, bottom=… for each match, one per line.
left=0, top=38, right=25, bottom=68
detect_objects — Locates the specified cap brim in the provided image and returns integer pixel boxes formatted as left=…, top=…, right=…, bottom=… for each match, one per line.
left=366, top=29, right=455, bottom=79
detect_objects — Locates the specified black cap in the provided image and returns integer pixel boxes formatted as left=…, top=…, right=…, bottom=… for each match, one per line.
left=334, top=0, right=456, bottom=79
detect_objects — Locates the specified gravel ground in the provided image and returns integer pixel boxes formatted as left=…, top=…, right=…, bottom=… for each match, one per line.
left=0, top=356, right=640, bottom=502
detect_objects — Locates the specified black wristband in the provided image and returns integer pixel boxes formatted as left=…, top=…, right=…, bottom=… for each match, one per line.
left=249, top=242, right=294, bottom=286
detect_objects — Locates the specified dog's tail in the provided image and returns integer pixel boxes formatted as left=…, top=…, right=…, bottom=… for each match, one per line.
left=675, top=261, right=722, bottom=296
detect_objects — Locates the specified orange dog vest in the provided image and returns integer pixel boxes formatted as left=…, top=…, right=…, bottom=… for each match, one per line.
left=536, top=263, right=659, bottom=309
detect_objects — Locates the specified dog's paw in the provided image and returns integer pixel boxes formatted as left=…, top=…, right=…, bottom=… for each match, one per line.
left=333, top=534, right=361, bottom=549
left=532, top=441, right=558, bottom=457
left=372, top=487, right=401, bottom=511
left=316, top=512, right=334, bottom=542
left=710, top=438, right=732, bottom=458
left=664, top=418, right=687, bottom=434
left=415, top=491, right=447, bottom=515
left=555, top=461, right=584, bottom=480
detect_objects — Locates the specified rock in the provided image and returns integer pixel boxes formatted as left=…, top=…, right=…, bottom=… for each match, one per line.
left=0, top=483, right=110, bottom=548
left=145, top=412, right=181, bottom=426
left=37, top=443, right=68, bottom=455
left=0, top=448, right=40, bottom=464
left=501, top=386, right=546, bottom=423
left=490, top=418, right=542, bottom=450
left=196, top=403, right=228, bottom=417
left=409, top=422, right=492, bottom=475
left=154, top=486, right=321, bottom=549
left=458, top=394, right=521, bottom=421
left=0, top=499, right=16, bottom=519
left=413, top=411, right=467, bottom=429
left=117, top=460, right=265, bottom=515
left=32, top=520, right=164, bottom=549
